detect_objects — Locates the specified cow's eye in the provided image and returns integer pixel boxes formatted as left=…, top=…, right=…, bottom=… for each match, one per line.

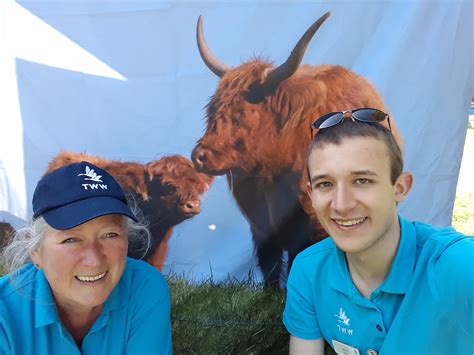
left=245, top=83, right=265, bottom=104
left=162, top=184, right=177, bottom=195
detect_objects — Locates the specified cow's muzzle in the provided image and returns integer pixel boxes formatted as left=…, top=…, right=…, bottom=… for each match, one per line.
left=181, top=199, right=201, bottom=215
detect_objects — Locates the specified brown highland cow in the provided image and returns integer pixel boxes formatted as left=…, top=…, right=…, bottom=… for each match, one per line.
left=47, top=151, right=213, bottom=270
left=191, top=12, right=402, bottom=287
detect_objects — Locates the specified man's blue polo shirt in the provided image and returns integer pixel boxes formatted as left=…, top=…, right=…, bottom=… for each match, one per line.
left=0, top=257, right=172, bottom=354
left=283, top=216, right=474, bottom=354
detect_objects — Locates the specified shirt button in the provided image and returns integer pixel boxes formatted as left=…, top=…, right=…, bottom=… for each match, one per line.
left=367, top=350, right=378, bottom=355
left=376, top=324, right=383, bottom=331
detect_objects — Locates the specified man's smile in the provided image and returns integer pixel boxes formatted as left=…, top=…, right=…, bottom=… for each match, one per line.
left=332, top=217, right=367, bottom=227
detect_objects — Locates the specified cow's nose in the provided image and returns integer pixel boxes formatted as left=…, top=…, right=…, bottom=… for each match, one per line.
left=182, top=200, right=201, bottom=215
left=196, top=151, right=207, bottom=164
left=192, top=146, right=208, bottom=165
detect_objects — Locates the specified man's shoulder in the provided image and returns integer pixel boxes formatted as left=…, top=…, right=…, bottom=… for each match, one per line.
left=294, top=237, right=336, bottom=266
left=409, top=219, right=473, bottom=287
left=411, top=219, right=471, bottom=254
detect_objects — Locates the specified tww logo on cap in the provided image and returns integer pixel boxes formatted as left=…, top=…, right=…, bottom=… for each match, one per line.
left=78, top=165, right=108, bottom=190
left=78, top=166, right=103, bottom=182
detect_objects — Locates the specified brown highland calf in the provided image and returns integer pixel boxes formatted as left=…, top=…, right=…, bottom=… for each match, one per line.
left=47, top=151, right=213, bottom=270
left=191, top=12, right=402, bottom=287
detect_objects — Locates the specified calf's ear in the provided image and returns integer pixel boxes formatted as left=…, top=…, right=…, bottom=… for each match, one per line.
left=146, top=161, right=165, bottom=182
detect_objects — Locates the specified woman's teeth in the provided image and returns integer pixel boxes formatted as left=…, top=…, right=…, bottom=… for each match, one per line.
left=75, top=271, right=107, bottom=282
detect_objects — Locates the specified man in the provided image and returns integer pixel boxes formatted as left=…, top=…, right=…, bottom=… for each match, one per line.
left=283, top=108, right=473, bottom=354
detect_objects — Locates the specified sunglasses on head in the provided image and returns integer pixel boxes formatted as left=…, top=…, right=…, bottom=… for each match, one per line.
left=310, top=108, right=391, bottom=138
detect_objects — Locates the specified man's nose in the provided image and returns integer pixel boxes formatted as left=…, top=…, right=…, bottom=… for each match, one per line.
left=331, top=185, right=357, bottom=213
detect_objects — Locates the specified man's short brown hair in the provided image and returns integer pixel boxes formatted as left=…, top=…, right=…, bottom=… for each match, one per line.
left=308, top=119, right=403, bottom=184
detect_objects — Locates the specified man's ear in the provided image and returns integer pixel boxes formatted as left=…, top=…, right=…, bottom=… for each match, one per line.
left=394, top=171, right=413, bottom=203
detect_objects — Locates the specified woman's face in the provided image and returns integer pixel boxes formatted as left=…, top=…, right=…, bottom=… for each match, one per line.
left=31, top=214, right=128, bottom=315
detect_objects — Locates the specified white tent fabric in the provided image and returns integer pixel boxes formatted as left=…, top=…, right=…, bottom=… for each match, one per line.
left=0, top=0, right=472, bottom=282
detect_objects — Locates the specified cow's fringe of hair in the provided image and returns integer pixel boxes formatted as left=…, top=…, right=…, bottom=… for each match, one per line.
left=1, top=205, right=151, bottom=280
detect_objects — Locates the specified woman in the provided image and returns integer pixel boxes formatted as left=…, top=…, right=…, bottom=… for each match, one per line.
left=0, top=161, right=172, bottom=354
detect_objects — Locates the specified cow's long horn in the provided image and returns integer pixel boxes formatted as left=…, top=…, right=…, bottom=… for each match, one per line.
left=264, top=12, right=331, bottom=90
left=197, top=15, right=232, bottom=77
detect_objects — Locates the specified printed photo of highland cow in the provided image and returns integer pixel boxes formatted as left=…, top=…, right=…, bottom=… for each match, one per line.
left=0, top=2, right=471, bottom=286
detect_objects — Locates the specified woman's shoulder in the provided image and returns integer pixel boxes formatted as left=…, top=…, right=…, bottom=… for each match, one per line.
left=0, top=263, right=37, bottom=301
left=122, top=258, right=169, bottom=296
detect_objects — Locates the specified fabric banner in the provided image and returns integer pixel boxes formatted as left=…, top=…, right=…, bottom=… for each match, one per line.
left=0, top=0, right=472, bottom=283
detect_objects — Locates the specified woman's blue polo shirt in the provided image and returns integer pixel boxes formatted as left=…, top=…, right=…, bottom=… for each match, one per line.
left=283, top=216, right=474, bottom=354
left=0, top=257, right=172, bottom=354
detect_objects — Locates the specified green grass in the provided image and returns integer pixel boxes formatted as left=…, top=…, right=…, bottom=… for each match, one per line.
left=169, top=277, right=289, bottom=354
left=452, top=193, right=474, bottom=235
left=452, top=127, right=473, bottom=236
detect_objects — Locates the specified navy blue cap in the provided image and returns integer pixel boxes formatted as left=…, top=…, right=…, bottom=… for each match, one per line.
left=33, top=161, right=137, bottom=230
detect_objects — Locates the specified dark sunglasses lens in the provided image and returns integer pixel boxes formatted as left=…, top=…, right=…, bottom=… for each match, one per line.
left=353, top=109, right=386, bottom=123
left=313, top=112, right=344, bottom=129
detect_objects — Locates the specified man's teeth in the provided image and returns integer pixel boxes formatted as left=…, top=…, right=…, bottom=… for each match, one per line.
left=75, top=272, right=107, bottom=282
left=334, top=218, right=366, bottom=226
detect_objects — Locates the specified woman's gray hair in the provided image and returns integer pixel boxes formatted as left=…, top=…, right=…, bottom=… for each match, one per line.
left=2, top=206, right=151, bottom=276
left=2, top=217, right=50, bottom=275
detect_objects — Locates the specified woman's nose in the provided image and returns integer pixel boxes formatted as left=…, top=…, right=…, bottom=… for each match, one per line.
left=81, top=243, right=104, bottom=266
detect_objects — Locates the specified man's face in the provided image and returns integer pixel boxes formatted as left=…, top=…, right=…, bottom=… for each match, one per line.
left=307, top=136, right=410, bottom=255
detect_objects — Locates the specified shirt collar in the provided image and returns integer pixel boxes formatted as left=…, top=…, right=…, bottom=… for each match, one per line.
left=35, top=268, right=60, bottom=328
left=328, top=243, right=352, bottom=296
left=88, top=260, right=130, bottom=333
left=377, top=215, right=416, bottom=294
left=328, top=215, right=417, bottom=297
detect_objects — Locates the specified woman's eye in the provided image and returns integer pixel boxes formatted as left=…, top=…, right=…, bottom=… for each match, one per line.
left=60, top=237, right=77, bottom=244
left=104, top=232, right=119, bottom=239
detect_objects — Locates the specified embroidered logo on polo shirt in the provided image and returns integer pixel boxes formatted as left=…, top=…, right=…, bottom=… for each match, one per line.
left=335, top=307, right=353, bottom=335
left=78, top=166, right=108, bottom=190
left=336, top=307, right=350, bottom=325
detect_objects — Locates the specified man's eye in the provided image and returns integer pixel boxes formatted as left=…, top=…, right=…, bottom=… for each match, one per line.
left=315, top=181, right=332, bottom=189
left=355, top=178, right=371, bottom=185
left=104, top=232, right=119, bottom=239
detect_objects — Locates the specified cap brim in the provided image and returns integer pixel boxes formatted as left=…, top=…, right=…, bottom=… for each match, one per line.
left=42, top=196, right=137, bottom=230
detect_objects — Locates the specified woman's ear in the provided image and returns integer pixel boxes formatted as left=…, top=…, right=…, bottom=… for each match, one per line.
left=394, top=171, right=414, bottom=203
left=30, top=249, right=41, bottom=268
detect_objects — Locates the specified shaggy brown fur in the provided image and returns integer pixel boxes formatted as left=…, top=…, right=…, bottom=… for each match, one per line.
left=0, top=222, right=14, bottom=250
left=47, top=151, right=213, bottom=270
left=192, top=59, right=402, bottom=287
